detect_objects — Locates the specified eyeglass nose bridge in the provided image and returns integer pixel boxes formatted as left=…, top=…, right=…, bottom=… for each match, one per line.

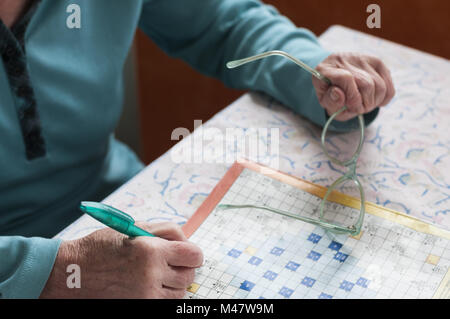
left=344, top=162, right=358, bottom=179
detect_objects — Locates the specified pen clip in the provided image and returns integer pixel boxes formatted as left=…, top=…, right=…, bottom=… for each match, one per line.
left=80, top=201, right=136, bottom=224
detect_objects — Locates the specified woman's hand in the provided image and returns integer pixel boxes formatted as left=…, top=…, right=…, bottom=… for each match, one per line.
left=40, top=222, right=203, bottom=298
left=312, top=52, right=395, bottom=121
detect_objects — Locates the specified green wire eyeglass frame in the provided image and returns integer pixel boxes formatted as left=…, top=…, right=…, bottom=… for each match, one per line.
left=218, top=50, right=366, bottom=236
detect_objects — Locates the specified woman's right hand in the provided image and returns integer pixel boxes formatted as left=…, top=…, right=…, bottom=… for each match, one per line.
left=39, top=222, right=203, bottom=298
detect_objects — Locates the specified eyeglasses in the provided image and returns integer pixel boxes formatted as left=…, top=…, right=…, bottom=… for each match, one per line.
left=218, top=50, right=366, bottom=236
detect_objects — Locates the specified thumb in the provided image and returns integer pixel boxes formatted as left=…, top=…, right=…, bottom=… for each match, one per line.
left=323, top=86, right=346, bottom=115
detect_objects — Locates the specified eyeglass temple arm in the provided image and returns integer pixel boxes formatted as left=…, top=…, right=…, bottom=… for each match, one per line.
left=217, top=203, right=350, bottom=233
left=226, top=50, right=332, bottom=86
left=227, top=51, right=350, bottom=115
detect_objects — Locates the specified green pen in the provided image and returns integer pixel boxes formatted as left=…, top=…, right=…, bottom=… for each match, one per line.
left=79, top=201, right=155, bottom=237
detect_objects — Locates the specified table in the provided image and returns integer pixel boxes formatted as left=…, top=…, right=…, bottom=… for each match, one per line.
left=57, top=25, right=450, bottom=240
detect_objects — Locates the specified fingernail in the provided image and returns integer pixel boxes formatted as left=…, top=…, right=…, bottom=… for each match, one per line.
left=330, top=88, right=339, bottom=102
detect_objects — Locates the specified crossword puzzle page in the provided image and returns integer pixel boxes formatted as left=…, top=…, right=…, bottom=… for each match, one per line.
left=184, top=163, right=450, bottom=299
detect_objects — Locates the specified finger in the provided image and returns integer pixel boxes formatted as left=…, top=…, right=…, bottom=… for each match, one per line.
left=136, top=222, right=187, bottom=241
left=348, top=66, right=376, bottom=113
left=323, top=86, right=346, bottom=115
left=363, top=62, right=387, bottom=108
left=368, top=58, right=395, bottom=106
left=165, top=241, right=204, bottom=268
left=162, top=266, right=196, bottom=289
left=311, top=74, right=330, bottom=96
left=162, top=286, right=186, bottom=299
left=314, top=83, right=358, bottom=122
left=318, top=67, right=364, bottom=114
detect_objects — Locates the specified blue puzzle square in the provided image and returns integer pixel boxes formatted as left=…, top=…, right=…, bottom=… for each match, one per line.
left=263, top=270, right=278, bottom=281
left=318, top=293, right=333, bottom=299
left=307, top=250, right=322, bottom=261
left=307, top=233, right=322, bottom=244
left=279, top=287, right=294, bottom=298
left=339, top=280, right=354, bottom=292
left=248, top=256, right=262, bottom=266
left=240, top=280, right=255, bottom=292
left=333, top=252, right=348, bottom=263
left=285, top=261, right=300, bottom=271
left=227, top=249, right=242, bottom=258
left=328, top=241, right=343, bottom=251
left=356, top=277, right=369, bottom=288
left=301, top=276, right=316, bottom=288
left=270, top=246, right=284, bottom=256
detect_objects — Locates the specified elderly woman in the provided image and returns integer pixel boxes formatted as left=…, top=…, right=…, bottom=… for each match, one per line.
left=0, top=0, right=393, bottom=298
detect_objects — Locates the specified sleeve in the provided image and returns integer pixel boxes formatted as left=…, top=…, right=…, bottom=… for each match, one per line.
left=0, top=236, right=61, bottom=298
left=138, top=0, right=378, bottom=131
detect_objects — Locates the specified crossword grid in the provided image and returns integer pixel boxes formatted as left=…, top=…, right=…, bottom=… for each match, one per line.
left=185, top=169, right=450, bottom=299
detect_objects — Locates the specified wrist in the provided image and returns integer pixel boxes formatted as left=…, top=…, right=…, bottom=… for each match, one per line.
left=39, top=240, right=81, bottom=298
